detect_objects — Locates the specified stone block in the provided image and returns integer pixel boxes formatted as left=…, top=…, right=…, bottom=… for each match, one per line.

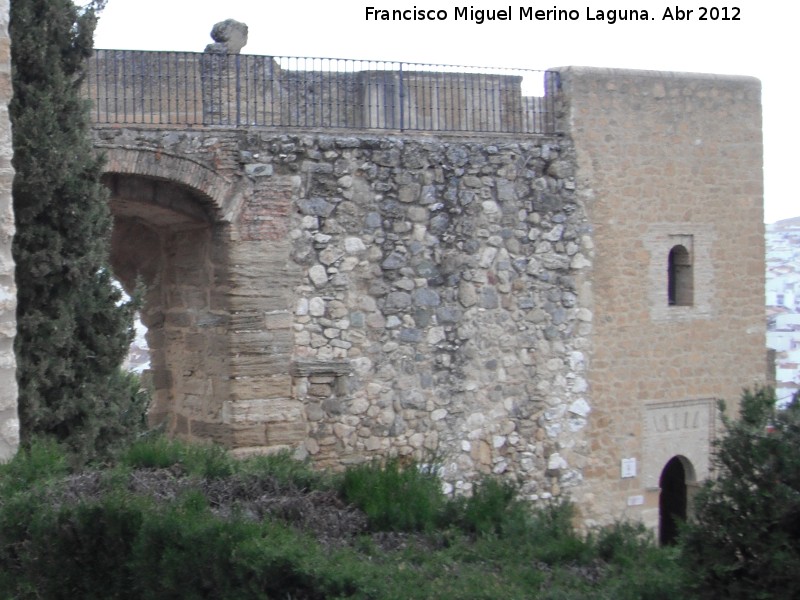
left=230, top=375, right=292, bottom=401
left=230, top=424, right=268, bottom=447
left=223, top=398, right=305, bottom=424
left=189, top=420, right=230, bottom=445
left=266, top=421, right=308, bottom=446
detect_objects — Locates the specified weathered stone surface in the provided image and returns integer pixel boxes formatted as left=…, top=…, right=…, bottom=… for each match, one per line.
left=87, top=64, right=764, bottom=537
left=206, top=19, right=248, bottom=54
left=0, top=0, right=17, bottom=461
left=560, top=66, right=764, bottom=530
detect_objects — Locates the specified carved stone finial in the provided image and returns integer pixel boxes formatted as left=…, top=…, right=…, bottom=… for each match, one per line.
left=204, top=19, right=248, bottom=54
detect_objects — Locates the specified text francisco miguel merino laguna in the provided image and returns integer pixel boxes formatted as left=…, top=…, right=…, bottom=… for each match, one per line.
left=365, top=6, right=741, bottom=23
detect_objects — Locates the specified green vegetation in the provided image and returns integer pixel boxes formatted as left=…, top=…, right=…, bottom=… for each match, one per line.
left=340, top=458, right=448, bottom=532
left=3, top=389, right=794, bottom=598
left=0, top=438, right=687, bottom=599
left=3, top=0, right=792, bottom=596
left=9, top=0, right=147, bottom=462
left=681, top=388, right=800, bottom=599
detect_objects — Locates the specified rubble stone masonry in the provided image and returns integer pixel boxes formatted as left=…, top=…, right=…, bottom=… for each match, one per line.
left=100, top=127, right=592, bottom=503
left=87, top=65, right=767, bottom=530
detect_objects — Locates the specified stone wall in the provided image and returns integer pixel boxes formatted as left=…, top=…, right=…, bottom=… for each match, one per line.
left=561, top=67, right=765, bottom=528
left=95, top=126, right=594, bottom=499
left=0, top=0, right=18, bottom=461
left=272, top=134, right=593, bottom=498
left=92, top=65, right=766, bottom=529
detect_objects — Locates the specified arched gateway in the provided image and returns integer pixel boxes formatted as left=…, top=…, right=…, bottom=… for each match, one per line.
left=107, top=166, right=231, bottom=438
left=103, top=147, right=238, bottom=442
left=659, top=455, right=696, bottom=545
left=101, top=145, right=303, bottom=452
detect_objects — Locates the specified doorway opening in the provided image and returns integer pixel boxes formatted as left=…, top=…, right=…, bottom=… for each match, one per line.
left=107, top=173, right=229, bottom=438
left=659, top=455, right=695, bottom=545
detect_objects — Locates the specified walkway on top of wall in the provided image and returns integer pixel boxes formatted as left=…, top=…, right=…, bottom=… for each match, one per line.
left=83, top=50, right=559, bottom=135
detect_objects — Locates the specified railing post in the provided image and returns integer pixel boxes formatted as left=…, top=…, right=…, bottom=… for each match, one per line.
left=235, top=54, right=241, bottom=126
left=399, top=62, right=405, bottom=132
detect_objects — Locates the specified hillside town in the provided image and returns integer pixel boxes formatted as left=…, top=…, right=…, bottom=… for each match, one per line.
left=767, top=217, right=800, bottom=405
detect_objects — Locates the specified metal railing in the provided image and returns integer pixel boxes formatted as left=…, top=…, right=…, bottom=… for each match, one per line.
left=84, top=50, right=559, bottom=134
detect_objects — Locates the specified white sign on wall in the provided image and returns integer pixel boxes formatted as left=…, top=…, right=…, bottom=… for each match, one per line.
left=621, top=457, right=637, bottom=478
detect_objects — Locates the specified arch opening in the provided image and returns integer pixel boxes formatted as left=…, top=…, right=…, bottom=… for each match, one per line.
left=668, top=244, right=693, bottom=306
left=107, top=173, right=230, bottom=442
left=659, top=455, right=695, bottom=545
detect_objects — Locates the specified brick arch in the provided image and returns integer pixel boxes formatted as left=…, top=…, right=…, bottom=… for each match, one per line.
left=101, top=147, right=244, bottom=223
left=104, top=162, right=234, bottom=444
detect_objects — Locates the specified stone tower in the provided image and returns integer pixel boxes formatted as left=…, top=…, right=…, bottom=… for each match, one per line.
left=561, top=68, right=764, bottom=530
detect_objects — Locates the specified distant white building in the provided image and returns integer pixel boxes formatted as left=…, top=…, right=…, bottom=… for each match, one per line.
left=775, top=313, right=800, bottom=330
left=766, top=216, right=800, bottom=403
left=767, top=330, right=795, bottom=353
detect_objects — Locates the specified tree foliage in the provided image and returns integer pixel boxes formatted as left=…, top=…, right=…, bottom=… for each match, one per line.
left=681, top=388, right=800, bottom=599
left=9, top=0, right=146, bottom=461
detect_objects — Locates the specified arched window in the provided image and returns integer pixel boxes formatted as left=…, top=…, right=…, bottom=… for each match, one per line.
left=668, top=245, right=693, bottom=306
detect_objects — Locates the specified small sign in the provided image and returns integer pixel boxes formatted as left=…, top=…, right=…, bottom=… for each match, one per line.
left=627, top=495, right=645, bottom=507
left=621, top=457, right=637, bottom=478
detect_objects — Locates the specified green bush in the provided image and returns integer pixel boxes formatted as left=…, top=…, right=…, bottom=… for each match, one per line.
left=453, top=476, right=529, bottom=536
left=593, top=520, right=653, bottom=564
left=25, top=496, right=144, bottom=599
left=120, top=435, right=186, bottom=470
left=588, top=522, right=686, bottom=600
left=0, top=437, right=69, bottom=494
left=340, top=458, right=447, bottom=532
left=680, top=388, right=800, bottom=599
left=239, top=449, right=330, bottom=492
left=0, top=438, right=691, bottom=598
left=121, top=436, right=235, bottom=479
left=526, top=500, right=589, bottom=564
left=0, top=489, right=360, bottom=599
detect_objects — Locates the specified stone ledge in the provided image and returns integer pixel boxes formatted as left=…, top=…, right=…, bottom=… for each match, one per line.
left=291, top=359, right=352, bottom=377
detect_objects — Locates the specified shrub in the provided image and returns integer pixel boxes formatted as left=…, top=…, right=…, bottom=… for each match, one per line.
left=120, top=436, right=235, bottom=478
left=0, top=438, right=691, bottom=598
left=120, top=435, right=186, bottom=470
left=526, top=500, right=589, bottom=564
left=340, top=458, right=447, bottom=532
left=680, top=388, right=800, bottom=599
left=0, top=437, right=69, bottom=494
left=240, top=449, right=330, bottom=492
left=589, top=522, right=686, bottom=600
left=0, top=486, right=360, bottom=599
left=454, top=476, right=529, bottom=536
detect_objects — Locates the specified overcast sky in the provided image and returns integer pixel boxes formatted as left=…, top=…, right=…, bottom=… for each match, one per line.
left=88, top=0, right=797, bottom=223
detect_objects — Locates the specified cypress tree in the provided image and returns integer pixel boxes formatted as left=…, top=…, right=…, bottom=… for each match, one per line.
left=9, top=0, right=146, bottom=460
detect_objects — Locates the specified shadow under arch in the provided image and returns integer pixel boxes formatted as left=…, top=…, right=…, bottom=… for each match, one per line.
left=100, top=147, right=242, bottom=222
left=659, top=454, right=696, bottom=546
left=105, top=169, right=232, bottom=443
